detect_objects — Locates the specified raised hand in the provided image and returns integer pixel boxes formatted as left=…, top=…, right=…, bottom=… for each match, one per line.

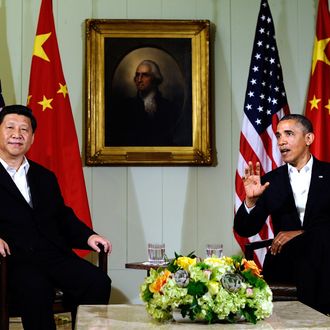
left=242, top=161, right=270, bottom=207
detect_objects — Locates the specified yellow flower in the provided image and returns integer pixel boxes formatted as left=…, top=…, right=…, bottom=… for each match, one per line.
left=176, top=256, right=196, bottom=270
left=149, top=270, right=171, bottom=293
left=208, top=280, right=219, bottom=295
left=242, top=258, right=262, bottom=278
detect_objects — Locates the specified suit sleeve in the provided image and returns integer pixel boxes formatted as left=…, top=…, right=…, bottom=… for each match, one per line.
left=32, top=168, right=97, bottom=250
left=234, top=200, right=270, bottom=237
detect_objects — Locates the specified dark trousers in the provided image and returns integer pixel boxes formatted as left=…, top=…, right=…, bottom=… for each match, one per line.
left=8, top=249, right=111, bottom=330
left=263, top=224, right=330, bottom=314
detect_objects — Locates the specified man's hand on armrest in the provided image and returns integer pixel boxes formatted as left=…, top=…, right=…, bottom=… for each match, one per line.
left=271, top=230, right=304, bottom=255
left=87, top=234, right=112, bottom=254
left=0, top=238, right=11, bottom=257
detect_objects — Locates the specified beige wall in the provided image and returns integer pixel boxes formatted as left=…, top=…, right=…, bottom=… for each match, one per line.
left=0, top=0, right=316, bottom=303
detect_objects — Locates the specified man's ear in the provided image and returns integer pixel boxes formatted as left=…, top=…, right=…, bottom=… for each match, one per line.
left=306, top=132, right=315, bottom=146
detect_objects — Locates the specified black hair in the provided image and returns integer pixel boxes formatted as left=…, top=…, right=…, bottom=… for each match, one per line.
left=280, top=114, right=313, bottom=133
left=0, top=105, right=37, bottom=132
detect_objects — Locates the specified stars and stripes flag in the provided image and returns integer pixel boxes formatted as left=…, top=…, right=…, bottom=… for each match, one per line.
left=0, top=80, right=4, bottom=109
left=234, top=0, right=290, bottom=267
left=27, top=0, right=93, bottom=256
left=304, top=0, right=330, bottom=161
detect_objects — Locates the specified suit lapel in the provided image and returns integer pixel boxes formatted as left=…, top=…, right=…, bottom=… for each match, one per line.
left=278, top=164, right=294, bottom=198
left=304, top=159, right=323, bottom=225
left=26, top=162, right=39, bottom=209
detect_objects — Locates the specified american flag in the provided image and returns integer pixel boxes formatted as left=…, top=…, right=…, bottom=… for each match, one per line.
left=234, top=0, right=290, bottom=267
left=0, top=80, right=4, bottom=110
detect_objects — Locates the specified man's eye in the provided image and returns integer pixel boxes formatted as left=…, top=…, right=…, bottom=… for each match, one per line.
left=135, top=73, right=151, bottom=78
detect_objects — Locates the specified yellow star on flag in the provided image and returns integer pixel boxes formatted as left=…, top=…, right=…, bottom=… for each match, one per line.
left=38, top=95, right=53, bottom=111
left=57, top=83, right=68, bottom=98
left=325, top=99, right=330, bottom=115
left=33, top=32, right=51, bottom=62
left=309, top=95, right=321, bottom=110
left=311, top=36, right=330, bottom=74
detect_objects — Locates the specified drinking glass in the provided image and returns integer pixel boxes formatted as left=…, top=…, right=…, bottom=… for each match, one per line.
left=148, top=243, right=165, bottom=264
left=206, top=243, right=223, bottom=258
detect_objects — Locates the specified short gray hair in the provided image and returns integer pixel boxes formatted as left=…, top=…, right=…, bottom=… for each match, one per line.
left=137, top=60, right=163, bottom=85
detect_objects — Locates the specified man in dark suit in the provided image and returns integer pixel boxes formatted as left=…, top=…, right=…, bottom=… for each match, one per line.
left=0, top=105, right=112, bottom=329
left=234, top=114, right=330, bottom=315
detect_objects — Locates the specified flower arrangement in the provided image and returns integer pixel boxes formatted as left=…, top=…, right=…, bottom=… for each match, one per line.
left=140, top=252, right=273, bottom=324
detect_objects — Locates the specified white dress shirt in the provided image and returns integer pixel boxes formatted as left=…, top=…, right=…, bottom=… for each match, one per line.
left=0, top=157, right=33, bottom=207
left=288, top=156, right=313, bottom=225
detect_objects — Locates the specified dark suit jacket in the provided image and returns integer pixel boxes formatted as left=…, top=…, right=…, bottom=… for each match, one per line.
left=107, top=91, right=181, bottom=147
left=234, top=157, right=330, bottom=238
left=0, top=159, right=95, bottom=258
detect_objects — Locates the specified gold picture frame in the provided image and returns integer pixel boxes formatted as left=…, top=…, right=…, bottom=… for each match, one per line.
left=85, top=19, right=212, bottom=165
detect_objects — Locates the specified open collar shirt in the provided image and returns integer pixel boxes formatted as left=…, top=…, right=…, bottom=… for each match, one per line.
left=287, top=156, right=313, bottom=225
left=0, top=156, right=33, bottom=207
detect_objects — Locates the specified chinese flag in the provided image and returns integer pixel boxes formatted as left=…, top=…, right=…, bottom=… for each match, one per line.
left=305, top=0, right=330, bottom=161
left=27, top=0, right=93, bottom=255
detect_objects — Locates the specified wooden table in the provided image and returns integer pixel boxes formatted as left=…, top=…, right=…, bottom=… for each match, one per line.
left=125, top=261, right=168, bottom=275
left=75, top=302, right=330, bottom=329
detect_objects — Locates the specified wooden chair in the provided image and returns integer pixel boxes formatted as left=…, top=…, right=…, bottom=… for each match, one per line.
left=245, top=239, right=297, bottom=301
left=0, top=248, right=108, bottom=330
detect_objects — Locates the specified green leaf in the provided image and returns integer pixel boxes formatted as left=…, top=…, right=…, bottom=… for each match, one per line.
left=142, top=287, right=153, bottom=302
left=241, top=269, right=266, bottom=289
left=204, top=309, right=218, bottom=324
left=242, top=306, right=258, bottom=324
left=187, top=280, right=208, bottom=298
left=196, top=262, right=209, bottom=270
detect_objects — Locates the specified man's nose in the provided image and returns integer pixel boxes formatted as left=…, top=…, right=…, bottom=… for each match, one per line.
left=135, top=73, right=143, bottom=80
left=12, top=128, right=23, bottom=138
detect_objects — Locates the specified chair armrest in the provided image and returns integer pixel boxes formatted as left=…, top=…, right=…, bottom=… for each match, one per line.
left=0, top=254, right=8, bottom=304
left=245, top=239, right=273, bottom=260
left=78, top=246, right=108, bottom=273
left=97, top=247, right=108, bottom=273
left=0, top=255, right=9, bottom=330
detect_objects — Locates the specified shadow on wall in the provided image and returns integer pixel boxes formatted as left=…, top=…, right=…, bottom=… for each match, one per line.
left=109, top=287, right=130, bottom=304
left=181, top=168, right=199, bottom=256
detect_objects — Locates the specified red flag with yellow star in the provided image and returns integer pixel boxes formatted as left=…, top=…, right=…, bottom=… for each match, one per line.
left=27, top=0, right=93, bottom=254
left=305, top=0, right=330, bottom=161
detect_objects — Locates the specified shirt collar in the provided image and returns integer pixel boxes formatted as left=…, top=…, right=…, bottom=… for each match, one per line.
left=288, top=156, right=313, bottom=174
left=0, top=156, right=30, bottom=174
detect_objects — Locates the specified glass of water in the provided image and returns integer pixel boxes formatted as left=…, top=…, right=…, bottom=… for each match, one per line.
left=206, top=243, right=223, bottom=258
left=148, top=243, right=165, bottom=264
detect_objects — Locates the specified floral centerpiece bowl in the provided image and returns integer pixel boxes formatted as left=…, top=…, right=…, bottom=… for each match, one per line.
left=140, top=253, right=273, bottom=324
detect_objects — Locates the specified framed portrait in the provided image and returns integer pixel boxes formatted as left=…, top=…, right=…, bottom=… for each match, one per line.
left=85, top=19, right=212, bottom=165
